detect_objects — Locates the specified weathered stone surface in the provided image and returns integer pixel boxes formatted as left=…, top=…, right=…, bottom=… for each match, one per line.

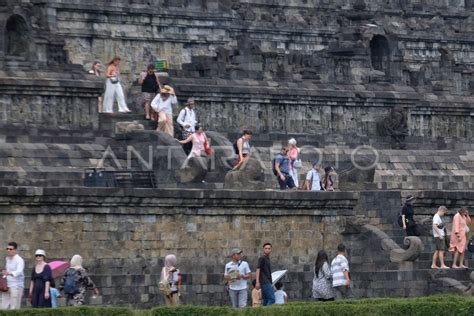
left=390, top=236, right=424, bottom=263
left=115, top=121, right=145, bottom=134
left=175, top=156, right=208, bottom=183
left=224, top=149, right=265, bottom=190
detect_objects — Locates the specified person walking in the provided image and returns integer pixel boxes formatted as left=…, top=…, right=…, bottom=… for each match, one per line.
left=176, top=98, right=198, bottom=155
left=1, top=242, right=25, bottom=310
left=255, top=243, right=274, bottom=306
left=287, top=138, right=301, bottom=187
left=304, top=161, right=322, bottom=191
left=179, top=125, right=210, bottom=158
left=29, top=249, right=52, bottom=308
left=224, top=248, right=251, bottom=308
left=331, top=244, right=351, bottom=300
left=139, top=64, right=161, bottom=120
left=450, top=207, right=472, bottom=269
left=61, top=254, right=100, bottom=306
left=160, top=254, right=181, bottom=305
left=88, top=61, right=103, bottom=113
left=322, top=166, right=335, bottom=191
left=401, top=195, right=420, bottom=236
left=431, top=206, right=449, bottom=269
left=233, top=130, right=253, bottom=170
left=274, top=147, right=296, bottom=190
left=103, top=56, right=131, bottom=113
left=312, top=250, right=335, bottom=301
left=151, top=85, right=178, bottom=136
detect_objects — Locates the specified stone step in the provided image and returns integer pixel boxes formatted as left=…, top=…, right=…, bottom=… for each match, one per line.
left=0, top=124, right=111, bottom=144
left=351, top=268, right=471, bottom=282
left=352, top=260, right=473, bottom=272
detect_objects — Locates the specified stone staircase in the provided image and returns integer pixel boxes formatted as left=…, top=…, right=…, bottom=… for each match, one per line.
left=0, top=122, right=144, bottom=187
left=346, top=221, right=473, bottom=298
left=0, top=113, right=472, bottom=190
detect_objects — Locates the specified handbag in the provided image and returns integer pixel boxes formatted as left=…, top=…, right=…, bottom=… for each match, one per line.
left=110, top=76, right=119, bottom=84
left=293, top=159, right=302, bottom=169
left=204, top=139, right=213, bottom=156
left=0, top=276, right=8, bottom=292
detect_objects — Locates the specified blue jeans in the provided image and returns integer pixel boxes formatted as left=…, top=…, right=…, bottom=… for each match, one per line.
left=261, top=283, right=275, bottom=306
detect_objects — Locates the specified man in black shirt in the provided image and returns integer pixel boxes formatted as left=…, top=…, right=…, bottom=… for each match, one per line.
left=255, top=243, right=275, bottom=306
left=401, top=195, right=420, bottom=236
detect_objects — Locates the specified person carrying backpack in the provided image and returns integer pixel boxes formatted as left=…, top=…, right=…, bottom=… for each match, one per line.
left=176, top=99, right=198, bottom=155
left=273, top=147, right=296, bottom=190
left=233, top=130, right=253, bottom=171
left=60, top=255, right=99, bottom=306
left=160, top=254, right=181, bottom=305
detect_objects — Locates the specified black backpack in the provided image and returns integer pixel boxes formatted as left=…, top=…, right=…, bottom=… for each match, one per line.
left=272, top=158, right=278, bottom=176
left=63, top=269, right=79, bottom=295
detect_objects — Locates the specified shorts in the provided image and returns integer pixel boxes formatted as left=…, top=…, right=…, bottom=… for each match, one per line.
left=142, top=92, right=155, bottom=102
left=435, top=237, right=445, bottom=251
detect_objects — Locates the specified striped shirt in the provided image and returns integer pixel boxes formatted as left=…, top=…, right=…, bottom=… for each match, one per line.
left=331, top=254, right=349, bottom=287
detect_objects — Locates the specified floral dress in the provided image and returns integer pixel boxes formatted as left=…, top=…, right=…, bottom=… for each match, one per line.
left=312, top=262, right=335, bottom=300
left=61, top=267, right=97, bottom=306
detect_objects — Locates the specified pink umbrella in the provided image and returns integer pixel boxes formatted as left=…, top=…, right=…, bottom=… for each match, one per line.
left=48, top=261, right=70, bottom=279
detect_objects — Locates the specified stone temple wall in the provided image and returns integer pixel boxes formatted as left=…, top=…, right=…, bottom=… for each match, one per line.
left=0, top=0, right=473, bottom=136
left=36, top=0, right=473, bottom=138
left=0, top=187, right=357, bottom=307
left=1, top=188, right=473, bottom=307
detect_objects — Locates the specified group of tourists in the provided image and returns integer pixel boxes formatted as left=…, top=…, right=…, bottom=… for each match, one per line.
left=399, top=195, right=472, bottom=269
left=273, top=143, right=335, bottom=191
left=1, top=242, right=99, bottom=310
left=430, top=206, right=472, bottom=269
left=158, top=242, right=351, bottom=309
left=88, top=58, right=340, bottom=190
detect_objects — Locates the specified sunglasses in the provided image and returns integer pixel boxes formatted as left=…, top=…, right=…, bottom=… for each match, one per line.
left=6, top=248, right=14, bottom=251
left=35, top=255, right=44, bottom=257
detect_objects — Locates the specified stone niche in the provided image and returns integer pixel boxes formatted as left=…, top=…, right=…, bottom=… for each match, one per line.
left=0, top=3, right=103, bottom=130
left=370, top=35, right=390, bottom=75
left=5, top=14, right=30, bottom=60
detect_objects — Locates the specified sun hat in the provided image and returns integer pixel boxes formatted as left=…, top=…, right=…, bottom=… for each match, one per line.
left=34, top=249, right=46, bottom=257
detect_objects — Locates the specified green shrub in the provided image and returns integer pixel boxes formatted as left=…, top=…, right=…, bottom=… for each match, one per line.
left=0, top=306, right=133, bottom=316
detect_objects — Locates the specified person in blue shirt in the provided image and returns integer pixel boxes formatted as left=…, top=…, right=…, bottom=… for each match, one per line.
left=274, top=147, right=296, bottom=190
left=49, top=279, right=60, bottom=308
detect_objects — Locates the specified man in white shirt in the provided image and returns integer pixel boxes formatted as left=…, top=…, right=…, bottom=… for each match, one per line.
left=304, top=161, right=322, bottom=191
left=151, top=85, right=178, bottom=137
left=176, top=98, right=198, bottom=155
left=224, top=248, right=251, bottom=308
left=1, top=242, right=25, bottom=309
left=331, top=243, right=351, bottom=300
left=432, top=206, right=449, bottom=269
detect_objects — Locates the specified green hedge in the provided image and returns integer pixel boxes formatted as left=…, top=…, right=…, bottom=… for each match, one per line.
left=0, top=295, right=473, bottom=316
left=149, top=295, right=474, bottom=316
left=0, top=307, right=133, bottom=316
